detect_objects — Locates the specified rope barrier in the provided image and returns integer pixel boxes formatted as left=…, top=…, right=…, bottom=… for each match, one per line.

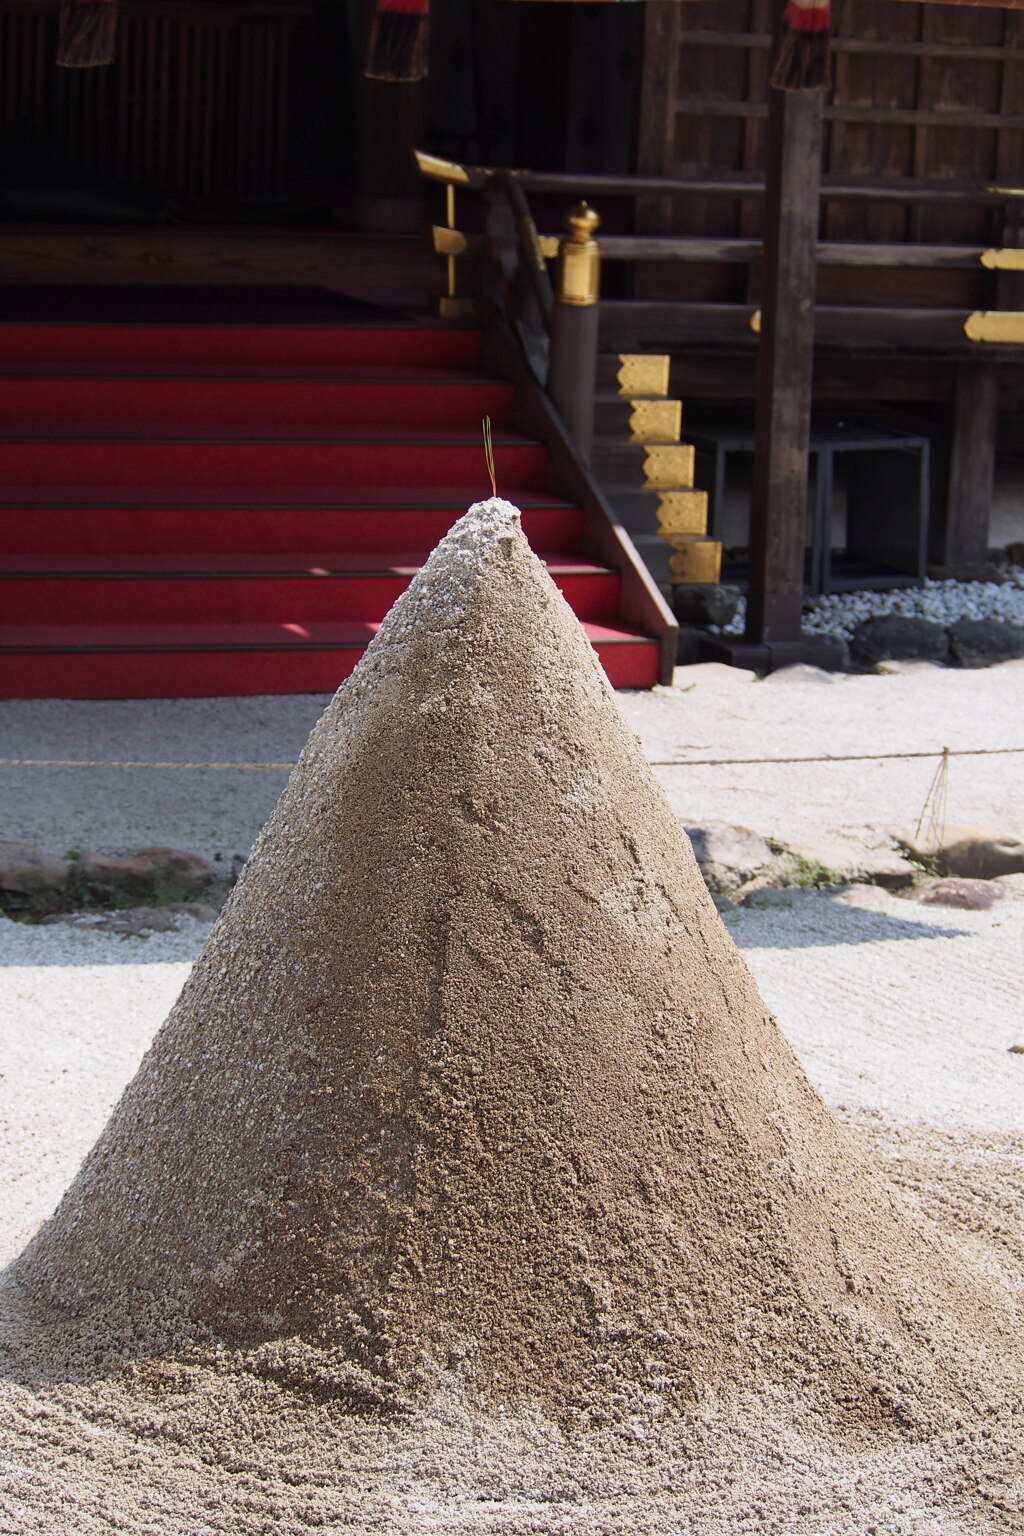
left=0, top=746, right=1021, bottom=771
left=649, top=746, right=1024, bottom=767
left=0, top=760, right=296, bottom=771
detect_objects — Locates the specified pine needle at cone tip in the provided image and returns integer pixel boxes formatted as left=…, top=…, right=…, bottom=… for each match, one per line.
left=482, top=415, right=497, bottom=499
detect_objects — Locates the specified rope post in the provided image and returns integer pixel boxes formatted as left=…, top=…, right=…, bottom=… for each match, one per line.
left=547, top=201, right=601, bottom=464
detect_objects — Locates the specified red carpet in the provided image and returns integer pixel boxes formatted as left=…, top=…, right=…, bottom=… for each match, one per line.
left=0, top=322, right=660, bottom=696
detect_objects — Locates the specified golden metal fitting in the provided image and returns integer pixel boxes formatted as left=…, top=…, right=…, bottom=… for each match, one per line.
left=628, top=399, right=682, bottom=444
left=431, top=226, right=467, bottom=257
left=438, top=297, right=478, bottom=321
left=667, top=537, right=722, bottom=585
left=981, top=249, right=1024, bottom=271
left=555, top=201, right=601, bottom=307
left=964, top=311, right=1024, bottom=343
left=642, top=443, right=695, bottom=490
left=749, top=309, right=762, bottom=335
left=656, top=490, right=708, bottom=537
left=414, top=150, right=470, bottom=185
left=616, top=354, right=670, bottom=399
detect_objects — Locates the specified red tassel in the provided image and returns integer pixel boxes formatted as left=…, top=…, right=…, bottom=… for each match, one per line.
left=770, top=0, right=831, bottom=91
left=364, top=0, right=429, bottom=83
left=56, top=0, right=116, bottom=68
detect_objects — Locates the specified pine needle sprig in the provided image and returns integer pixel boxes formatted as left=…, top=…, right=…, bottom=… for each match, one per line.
left=483, top=416, right=497, bottom=498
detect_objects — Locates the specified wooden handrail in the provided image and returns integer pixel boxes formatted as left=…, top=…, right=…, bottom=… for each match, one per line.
left=597, top=237, right=990, bottom=269
left=511, top=171, right=1023, bottom=207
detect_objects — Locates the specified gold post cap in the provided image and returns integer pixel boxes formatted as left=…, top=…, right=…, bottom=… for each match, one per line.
left=565, top=202, right=601, bottom=245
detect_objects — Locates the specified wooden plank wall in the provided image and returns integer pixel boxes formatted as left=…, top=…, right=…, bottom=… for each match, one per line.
left=637, top=0, right=1024, bottom=306
left=0, top=3, right=292, bottom=197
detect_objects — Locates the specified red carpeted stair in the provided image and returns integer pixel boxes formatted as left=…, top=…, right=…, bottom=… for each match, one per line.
left=0, top=321, right=661, bottom=697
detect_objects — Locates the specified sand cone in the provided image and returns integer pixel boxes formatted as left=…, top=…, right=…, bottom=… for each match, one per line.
left=18, top=501, right=1021, bottom=1425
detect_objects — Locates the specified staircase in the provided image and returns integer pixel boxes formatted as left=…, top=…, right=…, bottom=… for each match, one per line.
left=0, top=320, right=663, bottom=698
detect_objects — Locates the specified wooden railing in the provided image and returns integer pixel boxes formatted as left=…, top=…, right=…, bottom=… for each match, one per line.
left=415, top=156, right=1024, bottom=435
left=414, top=149, right=679, bottom=684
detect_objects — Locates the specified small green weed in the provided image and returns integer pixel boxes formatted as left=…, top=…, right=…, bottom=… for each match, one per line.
left=777, top=851, right=843, bottom=890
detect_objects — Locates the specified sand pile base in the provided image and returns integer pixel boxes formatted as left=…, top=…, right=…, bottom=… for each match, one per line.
left=0, top=501, right=1021, bottom=1531
left=2, top=1115, right=1022, bottom=1534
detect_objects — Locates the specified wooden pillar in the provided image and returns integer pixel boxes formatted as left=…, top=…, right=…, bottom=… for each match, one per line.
left=944, top=363, right=999, bottom=574
left=351, top=0, right=426, bottom=235
left=744, top=66, right=823, bottom=643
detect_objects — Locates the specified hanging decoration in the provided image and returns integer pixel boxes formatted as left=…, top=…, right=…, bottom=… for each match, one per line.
left=770, top=0, right=832, bottom=91
left=56, top=0, right=117, bottom=67
left=364, top=0, right=429, bottom=82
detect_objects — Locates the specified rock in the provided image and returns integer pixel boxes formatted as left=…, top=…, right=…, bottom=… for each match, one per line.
left=75, top=847, right=216, bottom=904
left=168, top=901, right=219, bottom=922
left=1009, top=1043, right=1024, bottom=1055
left=870, top=659, right=944, bottom=676
left=681, top=820, right=777, bottom=894
left=97, top=903, right=218, bottom=936
left=711, top=893, right=735, bottom=913
left=916, top=878, right=1004, bottom=911
left=740, top=886, right=823, bottom=909
left=671, top=583, right=742, bottom=629
left=732, top=874, right=779, bottom=903
left=849, top=615, right=949, bottom=667
left=40, top=902, right=219, bottom=936
left=894, top=825, right=1024, bottom=880
left=761, top=663, right=844, bottom=685
left=992, top=873, right=1024, bottom=901
left=782, top=835, right=917, bottom=891
left=0, top=841, right=69, bottom=898
left=947, top=618, right=1024, bottom=668
left=671, top=661, right=757, bottom=688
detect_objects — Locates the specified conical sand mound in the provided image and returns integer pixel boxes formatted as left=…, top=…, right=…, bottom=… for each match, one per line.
left=17, top=500, right=1022, bottom=1425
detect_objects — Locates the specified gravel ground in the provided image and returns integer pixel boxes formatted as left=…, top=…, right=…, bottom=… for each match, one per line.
left=1, top=660, right=1022, bottom=862
left=712, top=573, right=1024, bottom=640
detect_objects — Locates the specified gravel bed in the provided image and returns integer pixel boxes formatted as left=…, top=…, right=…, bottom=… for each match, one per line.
left=711, top=574, right=1024, bottom=641
left=0, top=914, right=212, bottom=1266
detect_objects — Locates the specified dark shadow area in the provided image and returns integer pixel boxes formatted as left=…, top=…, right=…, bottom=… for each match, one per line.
left=725, top=891, right=969, bottom=949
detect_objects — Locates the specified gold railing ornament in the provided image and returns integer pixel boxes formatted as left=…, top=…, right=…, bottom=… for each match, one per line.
left=964, top=311, right=1024, bottom=344
left=980, top=248, right=1024, bottom=272
left=555, top=202, right=601, bottom=308
left=414, top=148, right=477, bottom=321
left=615, top=352, right=722, bottom=586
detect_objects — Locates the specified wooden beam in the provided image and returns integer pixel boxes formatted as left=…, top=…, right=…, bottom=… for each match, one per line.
left=0, top=228, right=444, bottom=289
left=597, top=236, right=988, bottom=267
left=599, top=301, right=1017, bottom=354
left=745, top=71, right=823, bottom=644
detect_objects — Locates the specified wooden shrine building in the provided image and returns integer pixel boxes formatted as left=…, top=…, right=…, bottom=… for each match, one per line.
left=0, top=0, right=1022, bottom=687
